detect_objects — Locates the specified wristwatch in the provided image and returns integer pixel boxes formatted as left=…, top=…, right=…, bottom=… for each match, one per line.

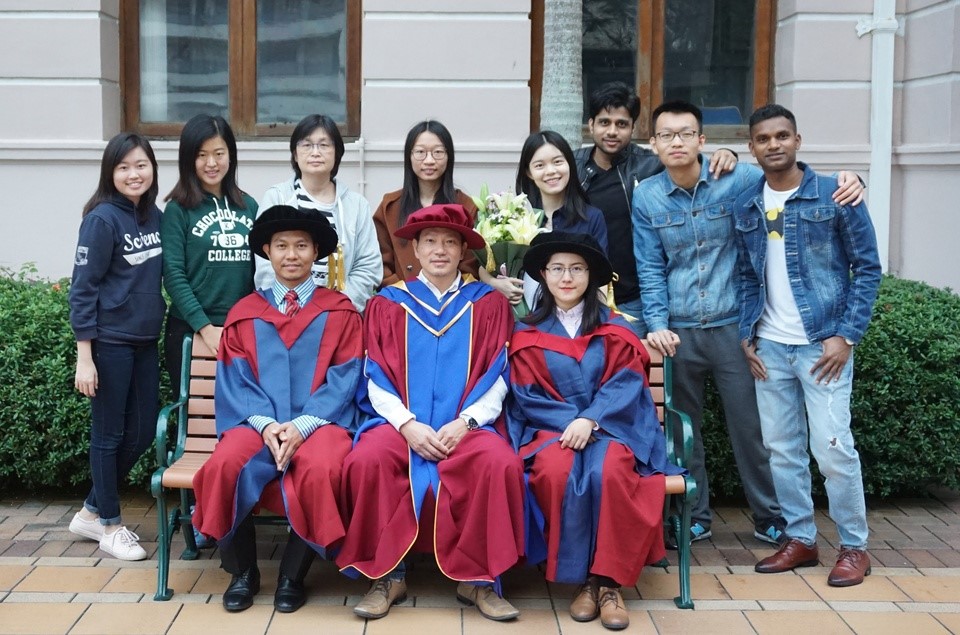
left=461, top=415, right=480, bottom=431
left=843, top=338, right=856, bottom=347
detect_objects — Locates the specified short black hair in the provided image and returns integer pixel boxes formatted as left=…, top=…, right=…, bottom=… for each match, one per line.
left=289, top=114, right=345, bottom=179
left=651, top=100, right=703, bottom=132
left=587, top=81, right=640, bottom=122
left=749, top=104, right=797, bottom=132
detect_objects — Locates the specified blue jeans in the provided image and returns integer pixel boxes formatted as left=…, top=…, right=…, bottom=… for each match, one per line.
left=615, top=297, right=648, bottom=338
left=753, top=338, right=868, bottom=549
left=83, top=341, right=159, bottom=525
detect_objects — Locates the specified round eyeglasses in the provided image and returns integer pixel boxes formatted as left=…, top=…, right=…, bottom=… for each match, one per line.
left=544, top=265, right=589, bottom=278
left=412, top=148, right=447, bottom=161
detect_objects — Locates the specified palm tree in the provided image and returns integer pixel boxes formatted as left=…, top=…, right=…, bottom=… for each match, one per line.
left=540, top=0, right=582, bottom=147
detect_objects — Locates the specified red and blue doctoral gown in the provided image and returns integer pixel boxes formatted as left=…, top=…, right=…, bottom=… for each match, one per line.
left=193, top=287, right=362, bottom=555
left=336, top=277, right=525, bottom=583
left=508, top=308, right=684, bottom=585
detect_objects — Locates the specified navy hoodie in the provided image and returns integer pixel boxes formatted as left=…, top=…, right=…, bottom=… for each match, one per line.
left=69, top=195, right=166, bottom=344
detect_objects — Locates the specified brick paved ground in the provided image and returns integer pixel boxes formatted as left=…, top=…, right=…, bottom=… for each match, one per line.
left=1, top=488, right=958, bottom=634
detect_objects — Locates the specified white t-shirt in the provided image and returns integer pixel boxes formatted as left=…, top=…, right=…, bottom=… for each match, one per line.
left=756, top=183, right=809, bottom=345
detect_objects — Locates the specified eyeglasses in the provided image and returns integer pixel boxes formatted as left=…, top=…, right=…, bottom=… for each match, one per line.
left=653, top=129, right=700, bottom=143
left=544, top=265, right=589, bottom=278
left=296, top=140, right=333, bottom=153
left=411, top=148, right=447, bottom=161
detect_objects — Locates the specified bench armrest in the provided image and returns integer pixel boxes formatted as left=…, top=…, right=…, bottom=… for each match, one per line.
left=662, top=357, right=694, bottom=469
left=155, top=333, right=194, bottom=467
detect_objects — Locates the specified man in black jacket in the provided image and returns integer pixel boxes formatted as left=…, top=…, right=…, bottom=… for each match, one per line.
left=573, top=82, right=738, bottom=335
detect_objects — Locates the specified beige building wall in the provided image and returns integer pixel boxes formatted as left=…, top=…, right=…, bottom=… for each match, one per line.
left=0, top=0, right=957, bottom=292
left=776, top=0, right=960, bottom=290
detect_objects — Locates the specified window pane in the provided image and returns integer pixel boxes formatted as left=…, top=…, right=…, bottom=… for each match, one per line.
left=139, top=0, right=229, bottom=123
left=582, top=0, right=638, bottom=123
left=257, top=0, right=347, bottom=125
left=663, top=0, right=755, bottom=125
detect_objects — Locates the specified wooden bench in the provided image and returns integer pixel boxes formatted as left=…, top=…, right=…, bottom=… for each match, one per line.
left=151, top=333, right=696, bottom=609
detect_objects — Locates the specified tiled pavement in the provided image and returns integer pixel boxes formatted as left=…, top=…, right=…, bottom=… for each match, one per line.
left=1, top=489, right=959, bottom=634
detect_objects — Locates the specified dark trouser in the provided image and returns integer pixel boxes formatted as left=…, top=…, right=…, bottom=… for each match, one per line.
left=671, top=323, right=781, bottom=527
left=83, top=340, right=159, bottom=525
left=163, top=315, right=193, bottom=399
left=220, top=515, right=316, bottom=581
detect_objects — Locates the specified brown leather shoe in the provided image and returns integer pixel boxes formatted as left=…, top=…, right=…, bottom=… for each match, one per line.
left=755, top=539, right=820, bottom=573
left=569, top=578, right=599, bottom=622
left=828, top=549, right=872, bottom=587
left=597, top=586, right=629, bottom=630
left=353, top=577, right=407, bottom=619
left=456, top=582, right=520, bottom=621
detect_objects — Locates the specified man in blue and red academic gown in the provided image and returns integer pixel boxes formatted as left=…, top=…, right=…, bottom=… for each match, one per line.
left=192, top=205, right=363, bottom=614
left=335, top=203, right=525, bottom=622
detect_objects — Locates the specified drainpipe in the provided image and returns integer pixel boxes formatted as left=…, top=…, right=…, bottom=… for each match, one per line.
left=355, top=136, right=367, bottom=198
left=856, top=1, right=899, bottom=272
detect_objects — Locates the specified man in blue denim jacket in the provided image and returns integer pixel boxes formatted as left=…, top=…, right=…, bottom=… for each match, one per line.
left=574, top=82, right=738, bottom=335
left=633, top=101, right=863, bottom=547
left=735, top=104, right=881, bottom=587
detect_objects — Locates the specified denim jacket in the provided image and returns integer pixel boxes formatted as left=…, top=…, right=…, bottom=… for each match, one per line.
left=632, top=160, right=762, bottom=331
left=734, top=162, right=881, bottom=344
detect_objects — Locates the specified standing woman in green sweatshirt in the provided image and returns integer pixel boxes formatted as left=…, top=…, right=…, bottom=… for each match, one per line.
left=160, top=114, right=258, bottom=397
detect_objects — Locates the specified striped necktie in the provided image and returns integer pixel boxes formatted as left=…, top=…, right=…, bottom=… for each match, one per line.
left=283, top=289, right=300, bottom=317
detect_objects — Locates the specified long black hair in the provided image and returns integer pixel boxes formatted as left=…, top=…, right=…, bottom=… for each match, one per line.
left=83, top=132, right=159, bottom=223
left=522, top=269, right=604, bottom=336
left=515, top=130, right=589, bottom=225
left=289, top=114, right=345, bottom=179
left=399, top=120, right=458, bottom=225
left=166, top=114, right=247, bottom=209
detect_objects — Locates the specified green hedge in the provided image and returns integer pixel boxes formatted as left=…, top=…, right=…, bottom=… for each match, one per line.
left=1, top=268, right=958, bottom=498
left=702, top=274, right=960, bottom=499
left=0, top=265, right=167, bottom=491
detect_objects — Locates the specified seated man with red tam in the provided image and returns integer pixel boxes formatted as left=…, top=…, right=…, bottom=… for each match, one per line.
left=336, top=203, right=525, bottom=622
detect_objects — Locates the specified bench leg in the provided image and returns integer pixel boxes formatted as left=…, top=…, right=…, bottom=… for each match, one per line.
left=672, top=489, right=695, bottom=609
left=154, top=489, right=173, bottom=601
left=179, top=488, right=199, bottom=561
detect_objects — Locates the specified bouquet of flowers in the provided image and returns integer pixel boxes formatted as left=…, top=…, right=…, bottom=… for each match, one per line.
left=471, top=184, right=545, bottom=318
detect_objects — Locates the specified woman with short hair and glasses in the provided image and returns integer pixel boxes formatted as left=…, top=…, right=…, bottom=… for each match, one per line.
left=508, top=232, right=682, bottom=631
left=256, top=114, right=381, bottom=311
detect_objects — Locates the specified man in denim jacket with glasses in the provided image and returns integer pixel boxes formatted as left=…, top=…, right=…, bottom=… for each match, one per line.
left=632, top=100, right=864, bottom=548
left=735, top=104, right=881, bottom=587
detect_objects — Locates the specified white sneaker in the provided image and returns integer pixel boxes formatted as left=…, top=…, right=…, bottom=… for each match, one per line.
left=68, top=512, right=104, bottom=541
left=98, top=526, right=147, bottom=561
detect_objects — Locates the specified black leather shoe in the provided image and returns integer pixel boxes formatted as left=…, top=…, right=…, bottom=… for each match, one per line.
left=222, top=567, right=260, bottom=612
left=274, top=574, right=307, bottom=613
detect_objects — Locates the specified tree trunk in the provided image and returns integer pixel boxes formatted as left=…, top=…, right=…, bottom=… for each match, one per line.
left=540, top=0, right=583, bottom=148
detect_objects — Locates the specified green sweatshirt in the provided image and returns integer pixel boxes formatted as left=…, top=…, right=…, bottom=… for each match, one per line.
left=160, top=192, right=258, bottom=330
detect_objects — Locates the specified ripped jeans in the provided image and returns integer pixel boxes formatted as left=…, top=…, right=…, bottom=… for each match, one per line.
left=753, top=338, right=868, bottom=550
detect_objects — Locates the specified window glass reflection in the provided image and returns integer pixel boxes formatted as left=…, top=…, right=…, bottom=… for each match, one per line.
left=257, top=0, right=347, bottom=124
left=140, top=0, right=229, bottom=123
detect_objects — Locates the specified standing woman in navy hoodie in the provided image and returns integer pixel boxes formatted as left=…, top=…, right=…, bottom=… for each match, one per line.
left=68, top=132, right=165, bottom=561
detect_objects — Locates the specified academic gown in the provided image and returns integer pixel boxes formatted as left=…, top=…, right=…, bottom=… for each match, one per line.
left=508, top=309, right=684, bottom=585
left=335, top=277, right=525, bottom=584
left=192, top=287, right=362, bottom=554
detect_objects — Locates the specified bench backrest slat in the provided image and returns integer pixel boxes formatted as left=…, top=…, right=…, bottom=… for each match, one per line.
left=181, top=339, right=671, bottom=453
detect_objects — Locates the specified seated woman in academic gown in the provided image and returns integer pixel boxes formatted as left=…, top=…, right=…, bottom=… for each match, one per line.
left=507, top=231, right=684, bottom=632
